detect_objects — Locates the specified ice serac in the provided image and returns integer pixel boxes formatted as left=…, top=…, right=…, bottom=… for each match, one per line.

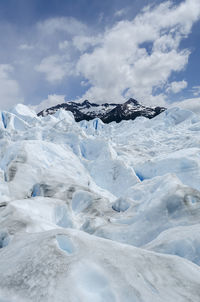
left=37, top=98, right=166, bottom=123
left=0, top=103, right=200, bottom=301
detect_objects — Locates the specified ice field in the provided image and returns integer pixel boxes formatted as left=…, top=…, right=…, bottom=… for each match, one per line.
left=0, top=104, right=200, bottom=301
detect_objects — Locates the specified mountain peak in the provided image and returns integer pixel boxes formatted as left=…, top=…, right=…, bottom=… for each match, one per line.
left=81, top=100, right=91, bottom=106
left=125, top=98, right=139, bottom=106
left=38, top=99, right=166, bottom=123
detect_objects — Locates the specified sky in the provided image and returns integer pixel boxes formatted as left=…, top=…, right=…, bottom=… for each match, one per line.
left=0, top=0, right=200, bottom=111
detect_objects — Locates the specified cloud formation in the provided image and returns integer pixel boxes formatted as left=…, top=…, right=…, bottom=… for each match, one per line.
left=35, top=55, right=73, bottom=82
left=0, top=0, right=200, bottom=110
left=76, top=0, right=200, bottom=105
left=166, top=80, right=188, bottom=94
left=0, top=65, right=22, bottom=110
left=34, top=94, right=66, bottom=113
left=36, top=17, right=88, bottom=36
left=191, top=86, right=200, bottom=96
left=172, top=97, right=200, bottom=113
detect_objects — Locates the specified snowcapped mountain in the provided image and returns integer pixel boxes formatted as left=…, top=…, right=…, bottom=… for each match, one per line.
left=38, top=98, right=166, bottom=123
left=0, top=103, right=200, bottom=301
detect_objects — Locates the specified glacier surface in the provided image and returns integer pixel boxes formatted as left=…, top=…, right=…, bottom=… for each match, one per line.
left=0, top=104, right=200, bottom=301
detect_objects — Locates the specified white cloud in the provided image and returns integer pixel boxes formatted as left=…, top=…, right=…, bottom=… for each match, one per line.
left=59, top=40, right=69, bottom=50
left=166, top=80, right=188, bottom=93
left=171, top=97, right=200, bottom=114
left=33, top=17, right=89, bottom=84
left=73, top=35, right=102, bottom=52
left=37, top=17, right=87, bottom=36
left=191, top=86, right=200, bottom=96
left=114, top=8, right=129, bottom=18
left=35, top=55, right=73, bottom=82
left=1, top=1, right=199, bottom=108
left=0, top=64, right=23, bottom=110
left=18, top=44, right=34, bottom=50
left=98, top=13, right=104, bottom=24
left=34, top=94, right=66, bottom=113
left=76, top=0, right=200, bottom=105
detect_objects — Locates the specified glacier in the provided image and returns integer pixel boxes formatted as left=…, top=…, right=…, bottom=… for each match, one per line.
left=0, top=103, right=200, bottom=301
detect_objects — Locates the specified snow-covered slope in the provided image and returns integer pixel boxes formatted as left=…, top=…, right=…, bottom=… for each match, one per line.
left=0, top=103, right=200, bottom=301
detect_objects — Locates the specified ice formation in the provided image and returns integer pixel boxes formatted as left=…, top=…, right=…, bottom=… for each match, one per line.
left=0, top=103, right=200, bottom=301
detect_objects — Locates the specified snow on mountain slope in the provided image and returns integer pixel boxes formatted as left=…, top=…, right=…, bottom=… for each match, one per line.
left=38, top=98, right=166, bottom=123
left=0, top=103, right=200, bottom=301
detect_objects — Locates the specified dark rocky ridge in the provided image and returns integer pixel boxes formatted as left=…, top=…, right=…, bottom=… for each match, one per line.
left=38, top=98, right=166, bottom=123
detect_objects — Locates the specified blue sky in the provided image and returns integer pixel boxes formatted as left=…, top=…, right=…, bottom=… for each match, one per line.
left=0, top=0, right=200, bottom=111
